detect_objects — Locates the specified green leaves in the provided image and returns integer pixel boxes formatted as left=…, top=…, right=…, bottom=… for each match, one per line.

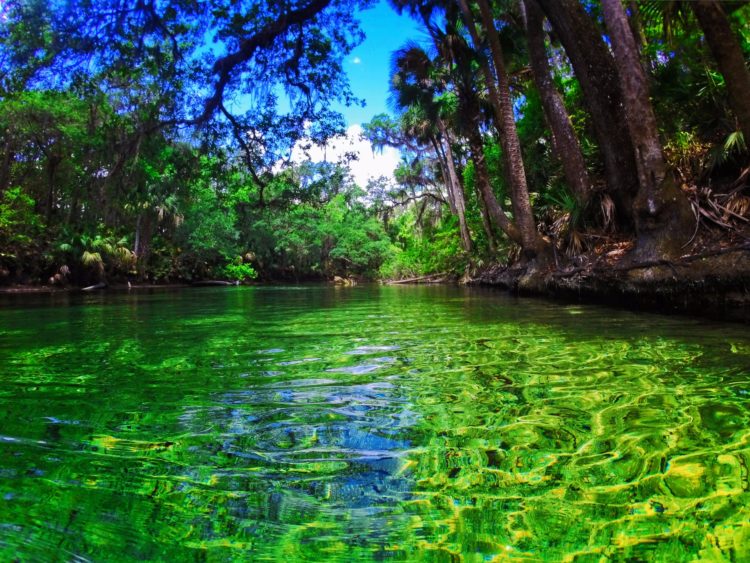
left=0, top=187, right=43, bottom=249
left=224, top=257, right=257, bottom=281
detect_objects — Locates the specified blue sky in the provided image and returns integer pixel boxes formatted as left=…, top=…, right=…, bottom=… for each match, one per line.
left=335, top=1, right=425, bottom=126
left=290, top=1, right=426, bottom=187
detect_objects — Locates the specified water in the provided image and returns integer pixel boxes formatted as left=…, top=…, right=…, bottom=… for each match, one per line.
left=0, top=285, right=748, bottom=561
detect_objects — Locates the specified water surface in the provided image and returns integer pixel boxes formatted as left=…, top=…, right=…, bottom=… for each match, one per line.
left=1, top=285, right=749, bottom=561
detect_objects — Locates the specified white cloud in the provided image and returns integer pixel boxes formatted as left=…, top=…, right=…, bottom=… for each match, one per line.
left=290, top=124, right=400, bottom=188
left=352, top=56, right=362, bottom=64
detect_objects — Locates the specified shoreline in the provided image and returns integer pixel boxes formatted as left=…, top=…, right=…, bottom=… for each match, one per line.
left=0, top=283, right=193, bottom=294
left=469, top=244, right=750, bottom=323
left=3, top=248, right=750, bottom=324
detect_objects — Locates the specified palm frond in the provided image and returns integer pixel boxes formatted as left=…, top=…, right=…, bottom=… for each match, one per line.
left=114, top=246, right=135, bottom=265
left=708, top=130, right=747, bottom=170
left=81, top=250, right=103, bottom=268
left=724, top=131, right=746, bottom=154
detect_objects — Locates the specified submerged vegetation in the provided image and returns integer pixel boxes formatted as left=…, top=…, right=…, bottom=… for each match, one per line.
left=1, top=286, right=749, bottom=560
left=0, top=0, right=748, bottom=287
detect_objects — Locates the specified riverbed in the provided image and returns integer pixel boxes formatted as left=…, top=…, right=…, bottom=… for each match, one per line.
left=1, top=285, right=748, bottom=560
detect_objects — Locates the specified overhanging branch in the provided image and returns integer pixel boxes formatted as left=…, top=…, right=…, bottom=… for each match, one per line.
left=197, top=0, right=331, bottom=125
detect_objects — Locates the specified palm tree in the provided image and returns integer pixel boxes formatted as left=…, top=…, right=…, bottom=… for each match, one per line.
left=456, top=0, right=549, bottom=261
left=522, top=0, right=591, bottom=208
left=390, top=43, right=475, bottom=252
left=423, top=17, right=526, bottom=246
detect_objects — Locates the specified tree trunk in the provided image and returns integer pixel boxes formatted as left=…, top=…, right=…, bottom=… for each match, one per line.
left=437, top=119, right=473, bottom=253
left=602, top=0, right=693, bottom=260
left=430, top=136, right=457, bottom=214
left=68, top=195, right=79, bottom=225
left=134, top=211, right=154, bottom=281
left=602, top=0, right=665, bottom=193
left=523, top=0, right=591, bottom=207
left=46, top=154, right=60, bottom=222
left=466, top=120, right=521, bottom=245
left=458, top=0, right=547, bottom=260
left=627, top=1, right=648, bottom=56
left=692, top=0, right=750, bottom=144
left=535, top=0, right=640, bottom=226
left=477, top=190, right=497, bottom=253
left=0, top=146, right=13, bottom=194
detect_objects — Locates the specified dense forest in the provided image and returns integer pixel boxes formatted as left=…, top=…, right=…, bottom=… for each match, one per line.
left=0, top=0, right=748, bottom=287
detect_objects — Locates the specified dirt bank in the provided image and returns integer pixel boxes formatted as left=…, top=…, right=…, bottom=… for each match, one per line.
left=470, top=243, right=750, bottom=323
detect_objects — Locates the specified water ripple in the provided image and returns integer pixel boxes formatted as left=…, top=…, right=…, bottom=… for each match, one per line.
left=0, top=285, right=749, bottom=560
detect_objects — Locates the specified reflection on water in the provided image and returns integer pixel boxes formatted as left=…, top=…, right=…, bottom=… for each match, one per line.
left=0, top=285, right=749, bottom=560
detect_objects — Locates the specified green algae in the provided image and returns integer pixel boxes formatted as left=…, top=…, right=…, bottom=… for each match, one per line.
left=0, top=285, right=748, bottom=561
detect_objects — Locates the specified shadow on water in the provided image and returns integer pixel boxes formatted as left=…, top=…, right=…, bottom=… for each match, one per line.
left=0, top=285, right=749, bottom=560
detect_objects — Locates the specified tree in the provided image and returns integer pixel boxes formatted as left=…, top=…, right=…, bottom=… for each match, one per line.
left=535, top=0, right=640, bottom=225
left=428, top=17, right=524, bottom=247
left=522, top=0, right=591, bottom=208
left=386, top=44, right=475, bottom=252
left=457, top=0, right=549, bottom=261
left=602, top=0, right=693, bottom=260
left=435, top=119, right=473, bottom=253
left=691, top=0, right=750, bottom=145
left=2, top=0, right=372, bottom=173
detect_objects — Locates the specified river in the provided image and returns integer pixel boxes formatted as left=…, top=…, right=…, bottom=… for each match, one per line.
left=1, top=285, right=748, bottom=560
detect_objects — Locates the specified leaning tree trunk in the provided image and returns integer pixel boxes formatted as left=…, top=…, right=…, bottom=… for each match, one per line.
left=626, top=0, right=648, bottom=57
left=692, top=0, right=750, bottom=145
left=602, top=0, right=693, bottom=260
left=601, top=0, right=665, bottom=190
left=430, top=136, right=458, bottom=214
left=476, top=185, right=497, bottom=253
left=523, top=0, right=591, bottom=207
left=535, top=0, right=640, bottom=227
left=466, top=119, right=522, bottom=246
left=458, top=0, right=547, bottom=261
left=437, top=120, right=473, bottom=253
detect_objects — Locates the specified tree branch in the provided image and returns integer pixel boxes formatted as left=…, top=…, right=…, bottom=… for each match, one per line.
left=218, top=103, right=268, bottom=196
left=382, top=192, right=448, bottom=210
left=198, top=0, right=331, bottom=124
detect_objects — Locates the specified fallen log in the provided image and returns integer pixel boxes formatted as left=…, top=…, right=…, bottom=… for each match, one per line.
left=387, top=273, right=448, bottom=285
left=191, top=280, right=238, bottom=286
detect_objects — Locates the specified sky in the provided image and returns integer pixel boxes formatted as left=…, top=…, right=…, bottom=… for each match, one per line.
left=290, top=1, right=426, bottom=187
left=335, top=1, right=425, bottom=124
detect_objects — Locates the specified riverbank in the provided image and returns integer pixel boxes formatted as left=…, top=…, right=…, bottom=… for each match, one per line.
left=0, top=282, right=194, bottom=294
left=5, top=247, right=750, bottom=323
left=470, top=243, right=750, bottom=323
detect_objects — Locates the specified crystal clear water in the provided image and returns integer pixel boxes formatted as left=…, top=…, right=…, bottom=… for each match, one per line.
left=0, top=285, right=749, bottom=561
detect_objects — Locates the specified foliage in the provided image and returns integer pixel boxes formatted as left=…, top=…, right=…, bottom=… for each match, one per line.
left=1, top=0, right=749, bottom=284
left=0, top=187, right=43, bottom=250
left=380, top=210, right=466, bottom=278
left=224, top=258, right=257, bottom=282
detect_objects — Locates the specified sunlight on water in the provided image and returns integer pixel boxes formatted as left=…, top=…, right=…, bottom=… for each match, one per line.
left=0, top=285, right=749, bottom=561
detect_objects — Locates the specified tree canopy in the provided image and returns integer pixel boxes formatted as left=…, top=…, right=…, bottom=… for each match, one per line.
left=0, top=0, right=748, bottom=285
